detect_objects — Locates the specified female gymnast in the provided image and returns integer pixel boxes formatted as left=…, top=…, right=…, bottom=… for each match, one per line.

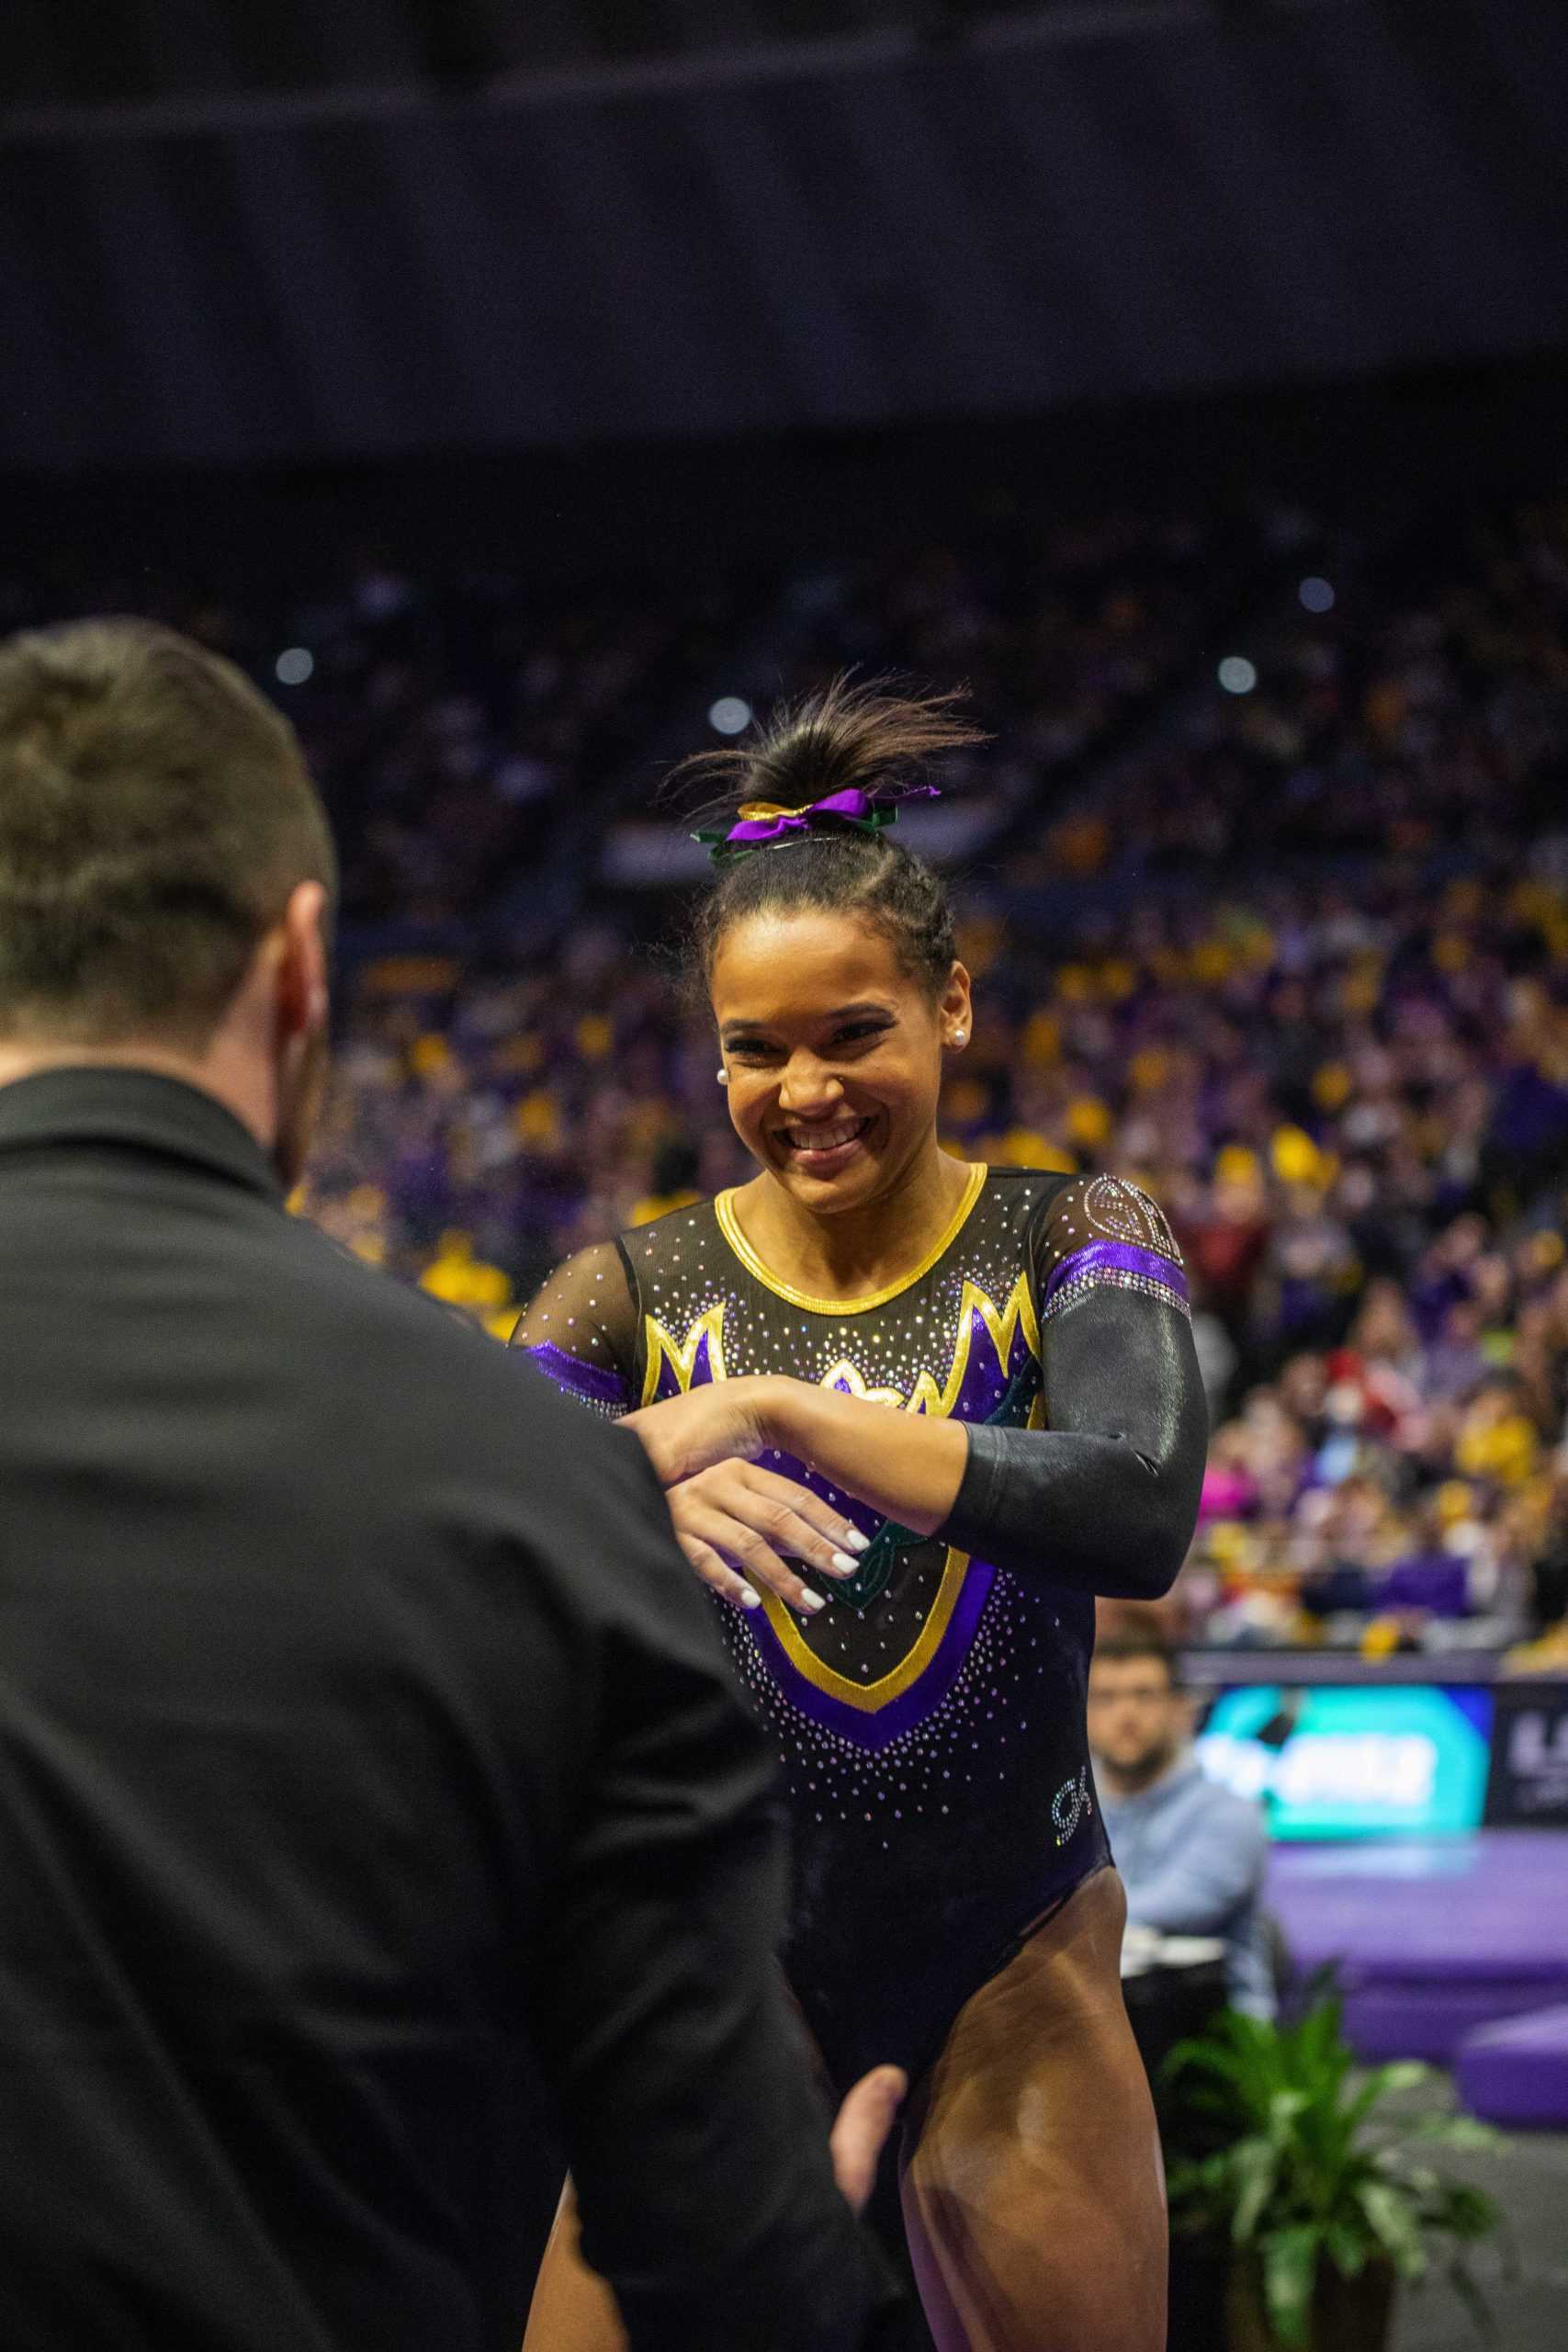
left=513, top=682, right=1207, bottom=2352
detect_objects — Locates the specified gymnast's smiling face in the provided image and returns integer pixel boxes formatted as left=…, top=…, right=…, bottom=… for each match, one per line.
left=709, top=907, right=969, bottom=1219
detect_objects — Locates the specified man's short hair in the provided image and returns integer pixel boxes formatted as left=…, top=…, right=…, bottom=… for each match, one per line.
left=0, top=618, right=337, bottom=1048
left=1093, top=1611, right=1180, bottom=1687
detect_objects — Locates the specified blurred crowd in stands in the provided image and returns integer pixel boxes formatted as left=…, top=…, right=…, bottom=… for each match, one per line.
left=13, top=480, right=1568, bottom=1662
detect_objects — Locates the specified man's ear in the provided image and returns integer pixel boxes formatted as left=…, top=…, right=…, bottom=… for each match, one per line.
left=276, top=880, right=330, bottom=1040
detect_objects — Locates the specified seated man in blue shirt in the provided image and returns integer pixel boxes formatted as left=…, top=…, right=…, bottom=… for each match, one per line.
left=1090, top=1624, right=1275, bottom=2019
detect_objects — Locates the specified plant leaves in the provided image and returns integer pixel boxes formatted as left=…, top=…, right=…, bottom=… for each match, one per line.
left=1162, top=2039, right=1251, bottom=2095
left=1290, top=1992, right=1352, bottom=2103
left=1438, top=2185, right=1504, bottom=2242
left=1158, top=1986, right=1504, bottom=2319
left=1344, top=2061, right=1431, bottom=2134
left=1408, top=2113, right=1506, bottom=2154
left=1325, top=2220, right=1370, bottom=2278
left=1261, top=2224, right=1322, bottom=2350
left=1389, top=2160, right=1448, bottom=2203
left=1267, top=2086, right=1314, bottom=2172
left=1355, top=2180, right=1429, bottom=2281
left=1232, top=2137, right=1282, bottom=2243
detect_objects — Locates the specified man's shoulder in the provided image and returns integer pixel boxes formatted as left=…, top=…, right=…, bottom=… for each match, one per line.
left=281, top=1220, right=621, bottom=1441
left=277, top=1225, right=662, bottom=1599
left=276, top=1216, right=479, bottom=1340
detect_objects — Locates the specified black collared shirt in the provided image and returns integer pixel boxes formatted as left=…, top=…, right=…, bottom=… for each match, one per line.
left=0, top=1069, right=904, bottom=2352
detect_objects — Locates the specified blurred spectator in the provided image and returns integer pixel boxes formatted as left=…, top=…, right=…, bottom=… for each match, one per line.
left=629, top=1137, right=705, bottom=1227
left=1089, top=1625, right=1274, bottom=2019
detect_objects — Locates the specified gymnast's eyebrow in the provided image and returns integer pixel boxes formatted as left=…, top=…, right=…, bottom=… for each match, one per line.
left=719, top=1002, right=895, bottom=1043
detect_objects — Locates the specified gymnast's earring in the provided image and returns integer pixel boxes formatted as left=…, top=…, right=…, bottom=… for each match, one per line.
left=716, top=1068, right=729, bottom=1085
left=949, top=1030, right=966, bottom=1048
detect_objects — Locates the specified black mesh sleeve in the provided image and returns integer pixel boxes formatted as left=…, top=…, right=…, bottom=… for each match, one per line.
left=510, top=1239, right=639, bottom=1420
left=935, top=1177, right=1208, bottom=1598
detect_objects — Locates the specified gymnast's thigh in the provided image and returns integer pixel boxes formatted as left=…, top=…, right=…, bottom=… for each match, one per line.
left=899, top=1865, right=1167, bottom=2352
left=521, top=2179, right=626, bottom=2352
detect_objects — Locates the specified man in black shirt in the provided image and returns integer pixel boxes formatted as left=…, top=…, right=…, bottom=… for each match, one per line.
left=0, top=619, right=907, bottom=2352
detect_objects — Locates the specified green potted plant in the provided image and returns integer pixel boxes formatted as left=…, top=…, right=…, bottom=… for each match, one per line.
left=1161, top=1988, right=1506, bottom=2352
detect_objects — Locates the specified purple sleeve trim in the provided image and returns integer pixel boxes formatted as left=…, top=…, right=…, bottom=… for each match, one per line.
left=521, top=1340, right=632, bottom=1409
left=1043, top=1239, right=1190, bottom=1307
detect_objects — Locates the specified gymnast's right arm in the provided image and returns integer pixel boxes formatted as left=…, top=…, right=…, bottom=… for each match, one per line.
left=510, top=1238, right=638, bottom=1416
left=513, top=1250, right=872, bottom=1611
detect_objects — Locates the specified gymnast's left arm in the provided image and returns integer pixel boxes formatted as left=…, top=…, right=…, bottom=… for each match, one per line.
left=933, top=1275, right=1208, bottom=1598
left=626, top=1178, right=1207, bottom=1600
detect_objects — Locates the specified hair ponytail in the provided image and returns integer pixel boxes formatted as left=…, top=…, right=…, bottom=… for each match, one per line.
left=677, top=677, right=984, bottom=998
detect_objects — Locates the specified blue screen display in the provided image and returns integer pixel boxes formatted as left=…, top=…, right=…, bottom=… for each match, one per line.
left=1195, top=1684, right=1494, bottom=1840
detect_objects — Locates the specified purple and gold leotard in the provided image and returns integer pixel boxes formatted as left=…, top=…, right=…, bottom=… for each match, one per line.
left=516, top=1167, right=1204, bottom=2089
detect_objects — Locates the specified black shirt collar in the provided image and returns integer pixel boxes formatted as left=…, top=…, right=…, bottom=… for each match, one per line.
left=0, top=1068, right=283, bottom=1202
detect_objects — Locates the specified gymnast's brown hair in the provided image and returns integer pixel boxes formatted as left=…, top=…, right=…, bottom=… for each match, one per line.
left=679, top=676, right=985, bottom=1001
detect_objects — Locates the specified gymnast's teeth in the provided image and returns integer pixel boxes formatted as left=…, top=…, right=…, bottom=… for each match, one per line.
left=781, top=1117, right=871, bottom=1152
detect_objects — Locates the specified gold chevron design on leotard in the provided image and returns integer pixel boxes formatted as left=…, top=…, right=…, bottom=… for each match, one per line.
left=641, top=1271, right=1043, bottom=1430
left=906, top=1271, right=1039, bottom=1419
left=639, top=1302, right=729, bottom=1407
left=639, top=1265, right=1044, bottom=1707
left=815, top=1356, right=908, bottom=1408
left=759, top=1545, right=974, bottom=1710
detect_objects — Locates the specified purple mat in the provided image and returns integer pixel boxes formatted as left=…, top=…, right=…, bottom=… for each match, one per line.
left=1456, top=2006, right=1568, bottom=2129
left=1266, top=1832, right=1568, bottom=2063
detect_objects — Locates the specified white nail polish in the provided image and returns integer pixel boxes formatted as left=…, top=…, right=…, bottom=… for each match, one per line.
left=844, top=1528, right=871, bottom=1552
left=798, top=1590, right=827, bottom=1614
left=829, top=1551, right=858, bottom=1576
left=739, top=1585, right=762, bottom=1609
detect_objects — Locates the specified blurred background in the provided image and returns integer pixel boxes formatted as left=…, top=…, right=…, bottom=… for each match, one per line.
left=6, top=4, right=1568, bottom=2346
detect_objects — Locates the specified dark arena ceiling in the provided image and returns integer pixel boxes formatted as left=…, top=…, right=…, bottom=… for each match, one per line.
left=2, top=3, right=1158, bottom=104
left=2, top=1, right=1565, bottom=469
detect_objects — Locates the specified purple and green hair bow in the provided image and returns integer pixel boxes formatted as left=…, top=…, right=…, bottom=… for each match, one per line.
left=694, top=782, right=940, bottom=860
